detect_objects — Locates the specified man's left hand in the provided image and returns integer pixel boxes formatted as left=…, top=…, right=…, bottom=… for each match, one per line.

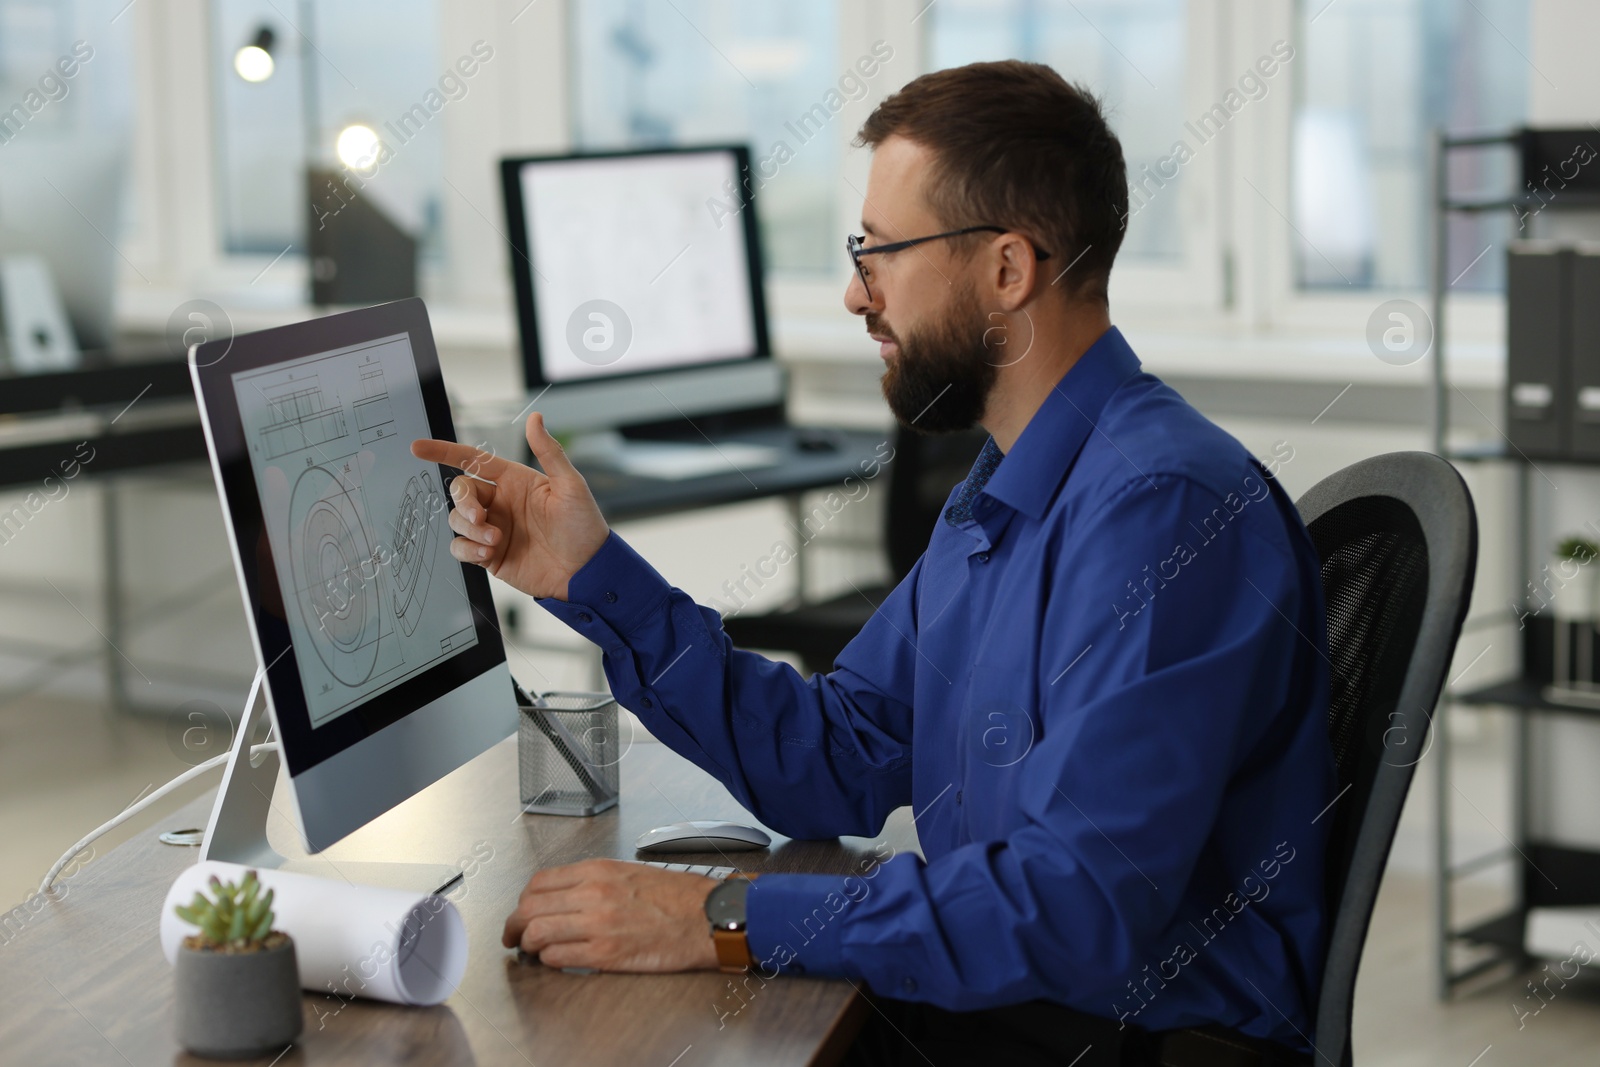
left=502, top=859, right=721, bottom=972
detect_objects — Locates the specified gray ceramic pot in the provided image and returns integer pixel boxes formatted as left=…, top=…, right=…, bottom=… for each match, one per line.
left=174, top=936, right=303, bottom=1059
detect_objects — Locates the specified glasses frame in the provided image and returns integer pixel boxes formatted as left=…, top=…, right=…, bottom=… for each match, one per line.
left=846, top=226, right=1053, bottom=300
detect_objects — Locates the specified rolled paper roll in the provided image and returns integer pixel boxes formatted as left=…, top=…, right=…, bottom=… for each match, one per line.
left=160, top=861, right=467, bottom=1006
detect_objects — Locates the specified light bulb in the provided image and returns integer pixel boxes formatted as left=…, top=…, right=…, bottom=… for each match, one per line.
left=233, top=45, right=274, bottom=83
left=336, top=124, right=382, bottom=173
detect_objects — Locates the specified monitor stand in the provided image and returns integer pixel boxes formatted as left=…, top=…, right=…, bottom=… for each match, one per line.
left=198, top=675, right=464, bottom=895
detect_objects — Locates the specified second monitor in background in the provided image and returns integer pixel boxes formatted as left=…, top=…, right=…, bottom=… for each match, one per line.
left=499, top=146, right=779, bottom=440
left=0, top=138, right=126, bottom=360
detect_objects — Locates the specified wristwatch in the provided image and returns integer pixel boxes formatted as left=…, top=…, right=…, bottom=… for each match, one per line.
left=704, top=873, right=758, bottom=973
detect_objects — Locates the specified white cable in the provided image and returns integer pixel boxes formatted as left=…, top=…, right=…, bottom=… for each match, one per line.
left=38, top=668, right=272, bottom=896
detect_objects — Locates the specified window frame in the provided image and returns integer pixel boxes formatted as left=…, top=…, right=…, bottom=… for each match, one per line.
left=1238, top=0, right=1519, bottom=346
left=121, top=0, right=1507, bottom=355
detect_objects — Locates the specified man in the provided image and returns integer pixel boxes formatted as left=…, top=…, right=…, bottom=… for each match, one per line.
left=414, top=61, right=1334, bottom=1066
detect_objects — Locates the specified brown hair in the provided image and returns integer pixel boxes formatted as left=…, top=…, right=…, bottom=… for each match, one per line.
left=856, top=60, right=1128, bottom=305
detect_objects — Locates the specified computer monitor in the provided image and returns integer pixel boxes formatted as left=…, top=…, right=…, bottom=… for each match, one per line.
left=0, top=136, right=126, bottom=351
left=190, top=298, right=516, bottom=887
left=500, top=145, right=781, bottom=434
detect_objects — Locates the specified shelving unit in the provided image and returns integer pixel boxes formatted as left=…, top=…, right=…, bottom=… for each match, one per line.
left=1429, top=128, right=1600, bottom=996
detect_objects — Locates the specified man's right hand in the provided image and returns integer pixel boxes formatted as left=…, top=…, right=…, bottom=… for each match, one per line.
left=411, top=412, right=610, bottom=602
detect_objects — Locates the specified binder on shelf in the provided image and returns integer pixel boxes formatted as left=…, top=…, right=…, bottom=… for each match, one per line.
left=1506, top=242, right=1571, bottom=460
left=1518, top=127, right=1600, bottom=199
left=1569, top=247, right=1600, bottom=460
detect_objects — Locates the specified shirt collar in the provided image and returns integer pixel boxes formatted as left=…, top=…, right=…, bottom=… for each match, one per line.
left=977, top=325, right=1142, bottom=523
left=944, top=437, right=1005, bottom=527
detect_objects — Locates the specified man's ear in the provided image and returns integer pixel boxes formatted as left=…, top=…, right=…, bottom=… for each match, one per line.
left=992, top=234, right=1042, bottom=311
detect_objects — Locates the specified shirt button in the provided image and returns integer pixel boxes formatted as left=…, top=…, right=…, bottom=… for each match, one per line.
left=900, top=976, right=917, bottom=994
left=641, top=696, right=654, bottom=709
left=955, top=790, right=963, bottom=805
left=576, top=612, right=592, bottom=624
left=603, top=592, right=617, bottom=603
left=976, top=553, right=990, bottom=563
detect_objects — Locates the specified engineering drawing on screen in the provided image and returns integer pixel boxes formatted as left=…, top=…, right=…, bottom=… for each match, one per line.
left=232, top=334, right=476, bottom=729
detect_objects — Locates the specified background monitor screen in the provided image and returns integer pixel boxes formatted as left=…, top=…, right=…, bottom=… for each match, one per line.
left=231, top=332, right=478, bottom=729
left=503, top=147, right=768, bottom=388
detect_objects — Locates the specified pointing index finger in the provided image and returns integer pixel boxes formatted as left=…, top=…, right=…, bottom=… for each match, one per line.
left=411, top=438, right=509, bottom=481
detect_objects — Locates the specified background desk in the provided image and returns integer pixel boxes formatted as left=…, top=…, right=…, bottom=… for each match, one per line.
left=579, top=428, right=885, bottom=524
left=0, top=348, right=202, bottom=490
left=0, top=349, right=882, bottom=712
left=0, top=349, right=211, bottom=713
left=0, top=732, right=920, bottom=1066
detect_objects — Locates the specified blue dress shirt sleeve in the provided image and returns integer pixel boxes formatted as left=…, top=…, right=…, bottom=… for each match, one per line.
left=537, top=531, right=921, bottom=839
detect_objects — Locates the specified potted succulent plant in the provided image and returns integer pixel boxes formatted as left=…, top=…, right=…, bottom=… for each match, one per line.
left=172, top=869, right=303, bottom=1059
left=1553, top=536, right=1600, bottom=621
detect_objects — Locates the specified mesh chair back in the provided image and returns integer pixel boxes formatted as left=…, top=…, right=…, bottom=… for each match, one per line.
left=1315, top=496, right=1431, bottom=908
left=1296, top=452, right=1477, bottom=1067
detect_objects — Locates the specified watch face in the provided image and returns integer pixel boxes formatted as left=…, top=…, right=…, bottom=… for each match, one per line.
left=706, top=877, right=752, bottom=929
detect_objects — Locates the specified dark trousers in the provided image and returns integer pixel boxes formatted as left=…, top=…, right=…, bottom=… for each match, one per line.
left=839, top=995, right=1152, bottom=1067
left=839, top=994, right=1312, bottom=1067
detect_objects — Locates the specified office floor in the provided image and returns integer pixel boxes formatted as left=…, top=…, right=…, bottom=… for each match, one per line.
left=1355, top=875, right=1600, bottom=1066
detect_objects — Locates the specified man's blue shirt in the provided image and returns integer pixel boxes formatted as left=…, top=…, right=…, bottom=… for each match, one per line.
left=539, top=326, right=1335, bottom=1048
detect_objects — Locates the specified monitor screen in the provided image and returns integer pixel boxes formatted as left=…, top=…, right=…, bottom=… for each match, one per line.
left=191, top=299, right=515, bottom=854
left=230, top=332, right=479, bottom=729
left=503, top=147, right=768, bottom=389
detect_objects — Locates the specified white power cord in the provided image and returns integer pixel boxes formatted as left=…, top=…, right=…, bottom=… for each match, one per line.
left=38, top=668, right=273, bottom=896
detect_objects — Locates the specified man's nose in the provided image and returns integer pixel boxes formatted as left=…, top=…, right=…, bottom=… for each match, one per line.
left=844, top=269, right=878, bottom=316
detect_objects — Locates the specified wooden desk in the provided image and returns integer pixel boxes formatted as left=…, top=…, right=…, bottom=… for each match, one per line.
left=0, top=736, right=919, bottom=1066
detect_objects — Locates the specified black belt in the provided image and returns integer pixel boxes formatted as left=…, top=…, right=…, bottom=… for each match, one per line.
left=1149, top=1025, right=1313, bottom=1067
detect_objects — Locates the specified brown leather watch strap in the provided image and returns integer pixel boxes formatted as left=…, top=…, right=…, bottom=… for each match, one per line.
left=712, top=926, right=756, bottom=973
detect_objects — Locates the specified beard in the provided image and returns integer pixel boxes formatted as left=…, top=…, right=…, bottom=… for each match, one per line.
left=871, top=283, right=997, bottom=434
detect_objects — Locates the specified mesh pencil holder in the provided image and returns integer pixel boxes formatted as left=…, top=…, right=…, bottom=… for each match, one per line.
left=516, top=690, right=621, bottom=816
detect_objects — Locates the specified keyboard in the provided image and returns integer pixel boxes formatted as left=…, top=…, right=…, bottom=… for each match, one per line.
left=636, top=860, right=738, bottom=879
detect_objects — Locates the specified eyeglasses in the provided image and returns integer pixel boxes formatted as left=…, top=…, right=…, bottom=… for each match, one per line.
left=846, top=227, right=1052, bottom=301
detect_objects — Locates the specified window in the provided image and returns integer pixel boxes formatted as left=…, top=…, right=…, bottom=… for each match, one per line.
left=211, top=0, right=444, bottom=259
left=132, top=1, right=1536, bottom=331
left=0, top=0, right=131, bottom=142
left=572, top=0, right=840, bottom=275
left=0, top=0, right=134, bottom=230
left=1292, top=0, right=1531, bottom=291
left=0, top=0, right=137, bottom=312
left=926, top=0, right=1190, bottom=264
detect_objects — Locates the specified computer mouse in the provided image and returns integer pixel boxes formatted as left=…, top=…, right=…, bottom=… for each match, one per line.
left=635, top=820, right=772, bottom=854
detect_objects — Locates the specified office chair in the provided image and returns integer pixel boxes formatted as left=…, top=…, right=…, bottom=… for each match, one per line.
left=720, top=426, right=989, bottom=674
left=1295, top=452, right=1477, bottom=1067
